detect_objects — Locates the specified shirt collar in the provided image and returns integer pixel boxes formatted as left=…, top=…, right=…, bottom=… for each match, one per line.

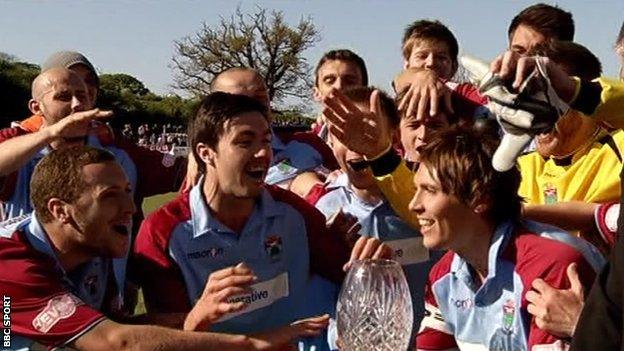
left=189, top=177, right=282, bottom=238
left=36, top=134, right=101, bottom=158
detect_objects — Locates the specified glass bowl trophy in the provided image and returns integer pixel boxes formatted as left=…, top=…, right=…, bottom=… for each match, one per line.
left=336, top=259, right=413, bottom=351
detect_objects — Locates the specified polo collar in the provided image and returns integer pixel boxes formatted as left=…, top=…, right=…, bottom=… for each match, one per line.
left=190, top=177, right=282, bottom=238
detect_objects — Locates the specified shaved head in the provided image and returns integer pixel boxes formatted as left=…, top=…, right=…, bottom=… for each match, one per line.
left=31, top=67, right=86, bottom=101
left=29, top=67, right=90, bottom=127
left=210, top=68, right=270, bottom=109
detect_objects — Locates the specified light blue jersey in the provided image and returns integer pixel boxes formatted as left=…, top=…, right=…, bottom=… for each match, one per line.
left=265, top=134, right=323, bottom=185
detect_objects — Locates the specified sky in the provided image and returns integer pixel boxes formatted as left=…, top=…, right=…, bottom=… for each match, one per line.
left=1, top=0, right=622, bottom=100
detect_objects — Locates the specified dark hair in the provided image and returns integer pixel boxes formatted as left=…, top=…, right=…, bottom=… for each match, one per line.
left=508, top=3, right=574, bottom=41
left=31, top=146, right=116, bottom=223
left=189, top=92, right=269, bottom=174
left=617, top=22, right=624, bottom=45
left=341, top=86, right=400, bottom=128
left=402, top=20, right=459, bottom=65
left=530, top=40, right=602, bottom=81
left=417, top=125, right=523, bottom=225
left=314, top=49, right=369, bottom=87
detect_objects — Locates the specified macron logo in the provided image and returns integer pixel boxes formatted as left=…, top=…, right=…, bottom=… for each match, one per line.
left=187, top=247, right=224, bottom=259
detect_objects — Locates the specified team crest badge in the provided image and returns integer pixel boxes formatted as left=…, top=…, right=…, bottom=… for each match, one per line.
left=264, top=235, right=283, bottom=261
left=543, top=183, right=558, bottom=204
left=502, top=299, right=515, bottom=332
left=161, top=153, right=175, bottom=168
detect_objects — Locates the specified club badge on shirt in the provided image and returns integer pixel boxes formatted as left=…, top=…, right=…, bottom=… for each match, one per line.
left=264, top=235, right=283, bottom=262
left=543, top=183, right=558, bottom=204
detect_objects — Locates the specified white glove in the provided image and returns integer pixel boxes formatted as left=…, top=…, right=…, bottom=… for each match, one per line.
left=460, top=55, right=569, bottom=171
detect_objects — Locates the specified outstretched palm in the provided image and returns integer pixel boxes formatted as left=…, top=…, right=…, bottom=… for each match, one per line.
left=322, top=89, right=392, bottom=159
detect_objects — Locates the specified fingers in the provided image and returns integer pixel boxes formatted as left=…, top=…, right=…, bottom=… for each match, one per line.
left=525, top=290, right=543, bottom=305
left=216, top=300, right=247, bottom=315
left=405, top=87, right=421, bottom=120
left=527, top=301, right=546, bottom=319
left=429, top=85, right=439, bottom=117
left=71, top=108, right=114, bottom=122
left=416, top=89, right=429, bottom=122
left=566, top=263, right=583, bottom=296
left=499, top=51, right=519, bottom=80
left=369, top=89, right=382, bottom=118
left=513, top=56, right=535, bottom=89
left=397, top=87, right=413, bottom=112
left=322, top=107, right=346, bottom=131
left=208, top=263, right=253, bottom=281
left=372, top=243, right=392, bottom=260
left=331, top=88, right=361, bottom=113
left=531, top=278, right=552, bottom=295
left=490, top=54, right=504, bottom=74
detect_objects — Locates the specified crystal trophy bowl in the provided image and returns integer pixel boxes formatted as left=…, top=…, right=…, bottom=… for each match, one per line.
left=336, top=259, right=413, bottom=351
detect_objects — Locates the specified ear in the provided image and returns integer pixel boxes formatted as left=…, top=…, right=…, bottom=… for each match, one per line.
left=312, top=86, right=322, bottom=102
left=28, top=99, right=43, bottom=116
left=195, top=142, right=216, bottom=168
left=47, top=198, right=71, bottom=224
left=403, top=59, right=410, bottom=70
left=472, top=196, right=491, bottom=215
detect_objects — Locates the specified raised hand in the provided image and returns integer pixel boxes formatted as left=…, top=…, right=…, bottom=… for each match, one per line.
left=184, top=263, right=257, bottom=331
left=395, top=68, right=454, bottom=121
left=322, top=88, right=392, bottom=159
left=46, top=108, right=113, bottom=141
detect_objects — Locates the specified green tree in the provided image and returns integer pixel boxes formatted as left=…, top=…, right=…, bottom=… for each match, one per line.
left=172, top=7, right=320, bottom=104
left=0, top=54, right=40, bottom=126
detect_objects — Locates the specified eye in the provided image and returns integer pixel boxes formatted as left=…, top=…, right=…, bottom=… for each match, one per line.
left=323, top=76, right=336, bottom=85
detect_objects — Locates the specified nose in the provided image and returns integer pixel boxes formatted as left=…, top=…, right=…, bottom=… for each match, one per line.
left=408, top=188, right=424, bottom=214
left=71, top=95, right=86, bottom=112
left=424, top=53, right=436, bottom=69
left=255, top=144, right=272, bottom=160
left=124, top=193, right=137, bottom=216
left=333, top=77, right=344, bottom=91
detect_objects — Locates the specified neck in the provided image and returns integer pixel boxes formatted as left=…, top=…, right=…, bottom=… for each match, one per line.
left=454, top=219, right=496, bottom=284
left=202, top=175, right=255, bottom=234
left=42, top=221, right=92, bottom=272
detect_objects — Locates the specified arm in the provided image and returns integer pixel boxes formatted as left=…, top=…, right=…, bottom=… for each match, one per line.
left=71, top=319, right=250, bottom=351
left=0, top=109, right=113, bottom=176
left=523, top=201, right=599, bottom=232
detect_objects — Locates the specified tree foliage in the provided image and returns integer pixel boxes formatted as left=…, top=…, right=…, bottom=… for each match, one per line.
left=172, top=7, right=320, bottom=104
left=0, top=54, right=39, bottom=126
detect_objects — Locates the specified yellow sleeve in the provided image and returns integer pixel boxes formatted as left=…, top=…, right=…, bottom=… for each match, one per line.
left=589, top=77, right=624, bottom=129
left=375, top=160, right=419, bottom=229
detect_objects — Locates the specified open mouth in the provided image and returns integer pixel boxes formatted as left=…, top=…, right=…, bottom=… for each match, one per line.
left=245, top=166, right=267, bottom=182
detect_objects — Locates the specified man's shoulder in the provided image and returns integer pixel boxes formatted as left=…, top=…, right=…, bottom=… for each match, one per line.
left=0, top=227, right=61, bottom=290
left=511, top=228, right=589, bottom=269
